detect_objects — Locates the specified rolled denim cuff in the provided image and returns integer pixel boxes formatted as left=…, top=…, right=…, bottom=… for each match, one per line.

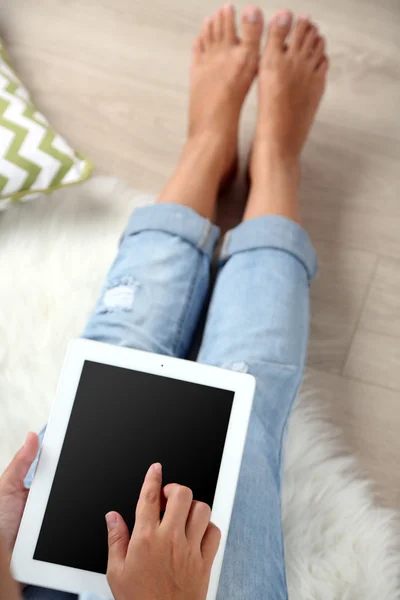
left=220, top=215, right=318, bottom=281
left=125, top=203, right=220, bottom=259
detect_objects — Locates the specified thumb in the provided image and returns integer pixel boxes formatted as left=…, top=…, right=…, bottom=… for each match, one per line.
left=106, top=512, right=129, bottom=574
left=0, top=433, right=39, bottom=493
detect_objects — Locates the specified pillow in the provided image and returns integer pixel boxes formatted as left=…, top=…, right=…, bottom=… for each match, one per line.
left=0, top=39, right=93, bottom=210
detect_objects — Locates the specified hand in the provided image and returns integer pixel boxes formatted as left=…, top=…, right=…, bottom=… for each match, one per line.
left=0, top=533, right=21, bottom=600
left=106, top=463, right=221, bottom=600
left=0, top=433, right=39, bottom=553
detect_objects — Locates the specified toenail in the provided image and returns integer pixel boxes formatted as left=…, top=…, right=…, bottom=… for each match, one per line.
left=245, top=8, right=261, bottom=24
left=276, top=12, right=291, bottom=26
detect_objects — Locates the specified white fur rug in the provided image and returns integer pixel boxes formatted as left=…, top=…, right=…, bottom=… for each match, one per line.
left=0, top=178, right=399, bottom=599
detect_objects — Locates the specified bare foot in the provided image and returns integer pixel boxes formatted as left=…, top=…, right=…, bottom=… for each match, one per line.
left=190, top=5, right=264, bottom=183
left=158, top=5, right=264, bottom=219
left=158, top=4, right=264, bottom=219
left=245, top=10, right=329, bottom=223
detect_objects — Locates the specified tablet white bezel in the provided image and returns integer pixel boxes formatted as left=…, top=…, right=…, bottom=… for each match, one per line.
left=11, top=338, right=255, bottom=599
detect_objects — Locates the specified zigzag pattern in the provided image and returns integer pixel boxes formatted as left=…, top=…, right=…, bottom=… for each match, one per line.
left=0, top=40, right=92, bottom=208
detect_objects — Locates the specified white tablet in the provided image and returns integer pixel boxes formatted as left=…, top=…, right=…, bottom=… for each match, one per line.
left=11, top=339, right=255, bottom=599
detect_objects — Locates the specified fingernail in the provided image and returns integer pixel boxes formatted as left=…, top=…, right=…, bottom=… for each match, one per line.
left=23, top=432, right=35, bottom=452
left=245, top=8, right=261, bottom=24
left=299, top=13, right=309, bottom=20
left=145, top=462, right=162, bottom=479
left=223, top=3, right=234, bottom=9
left=105, top=512, right=118, bottom=530
left=276, top=11, right=291, bottom=27
left=152, top=463, right=162, bottom=475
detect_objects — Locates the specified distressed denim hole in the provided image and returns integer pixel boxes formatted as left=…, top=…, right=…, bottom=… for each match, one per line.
left=230, top=361, right=249, bottom=373
left=102, top=283, right=137, bottom=311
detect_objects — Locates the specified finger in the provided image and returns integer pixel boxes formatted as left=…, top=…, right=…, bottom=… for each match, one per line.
left=135, top=463, right=162, bottom=529
left=0, top=433, right=39, bottom=493
left=106, top=511, right=129, bottom=579
left=186, top=501, right=211, bottom=546
left=161, top=484, right=193, bottom=534
left=201, top=522, right=221, bottom=565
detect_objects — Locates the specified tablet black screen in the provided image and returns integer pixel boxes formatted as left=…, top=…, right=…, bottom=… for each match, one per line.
left=34, top=360, right=234, bottom=574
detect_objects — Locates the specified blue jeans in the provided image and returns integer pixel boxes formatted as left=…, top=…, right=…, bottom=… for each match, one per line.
left=23, top=203, right=317, bottom=600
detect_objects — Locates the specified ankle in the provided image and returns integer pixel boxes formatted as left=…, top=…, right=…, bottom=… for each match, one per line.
left=244, top=186, right=302, bottom=224
left=157, top=134, right=225, bottom=220
left=245, top=151, right=302, bottom=224
left=184, top=132, right=227, bottom=173
left=251, top=142, right=301, bottom=176
left=187, top=129, right=229, bottom=151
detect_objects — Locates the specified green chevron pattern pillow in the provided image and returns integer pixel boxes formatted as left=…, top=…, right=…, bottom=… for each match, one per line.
left=0, top=39, right=93, bottom=209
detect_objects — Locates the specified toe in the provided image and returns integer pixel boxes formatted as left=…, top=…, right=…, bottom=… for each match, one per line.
left=241, top=6, right=264, bottom=50
left=266, top=9, right=293, bottom=52
left=193, top=35, right=205, bottom=55
left=212, top=8, right=224, bottom=43
left=202, top=17, right=213, bottom=49
left=316, top=55, right=329, bottom=77
left=191, top=36, right=205, bottom=66
left=312, top=35, right=325, bottom=68
left=291, top=14, right=311, bottom=51
left=222, top=3, right=238, bottom=45
left=301, top=23, right=318, bottom=56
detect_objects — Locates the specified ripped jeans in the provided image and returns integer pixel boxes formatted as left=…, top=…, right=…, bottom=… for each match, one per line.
left=23, top=203, right=317, bottom=600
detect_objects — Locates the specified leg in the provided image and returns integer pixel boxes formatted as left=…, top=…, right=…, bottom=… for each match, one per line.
left=22, top=6, right=265, bottom=599
left=198, top=11, right=328, bottom=600
left=199, top=217, right=316, bottom=600
left=82, top=203, right=218, bottom=358
left=83, top=2, right=265, bottom=355
left=23, top=209, right=217, bottom=600
left=22, top=150, right=220, bottom=600
left=159, top=4, right=264, bottom=220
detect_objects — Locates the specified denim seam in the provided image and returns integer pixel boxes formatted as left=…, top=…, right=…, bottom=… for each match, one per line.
left=251, top=362, right=299, bottom=430
left=277, top=324, right=309, bottom=470
left=277, top=368, right=303, bottom=471
left=171, top=252, right=204, bottom=356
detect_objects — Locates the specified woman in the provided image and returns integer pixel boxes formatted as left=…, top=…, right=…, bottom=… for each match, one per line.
left=0, top=6, right=328, bottom=600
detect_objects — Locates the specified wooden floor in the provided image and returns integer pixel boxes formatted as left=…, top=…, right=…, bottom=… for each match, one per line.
left=2, top=0, right=400, bottom=510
